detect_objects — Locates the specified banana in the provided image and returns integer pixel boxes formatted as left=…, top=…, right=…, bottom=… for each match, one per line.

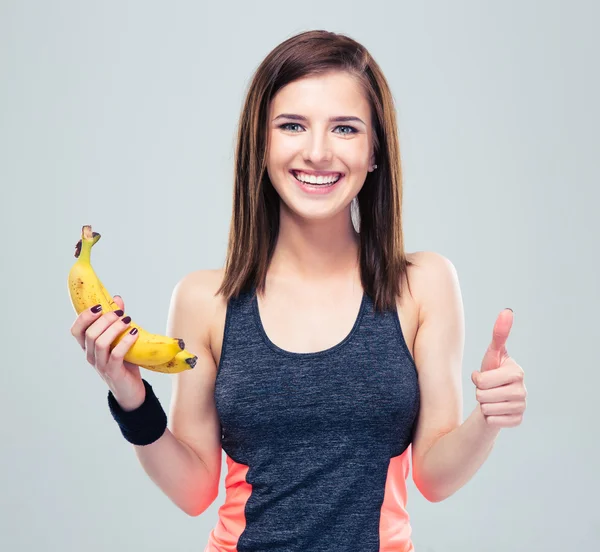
left=97, top=278, right=119, bottom=312
left=139, top=350, right=197, bottom=374
left=68, top=225, right=197, bottom=373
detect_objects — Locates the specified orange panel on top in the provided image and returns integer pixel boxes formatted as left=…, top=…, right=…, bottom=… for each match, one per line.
left=205, top=455, right=251, bottom=551
left=379, top=446, right=415, bottom=551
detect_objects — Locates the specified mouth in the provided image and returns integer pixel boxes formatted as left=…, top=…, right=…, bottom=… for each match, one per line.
left=290, top=170, right=344, bottom=187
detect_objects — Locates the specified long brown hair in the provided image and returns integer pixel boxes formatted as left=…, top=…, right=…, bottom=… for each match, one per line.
left=216, top=29, right=414, bottom=313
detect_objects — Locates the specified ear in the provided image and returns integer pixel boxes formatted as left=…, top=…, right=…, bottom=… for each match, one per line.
left=368, top=152, right=376, bottom=172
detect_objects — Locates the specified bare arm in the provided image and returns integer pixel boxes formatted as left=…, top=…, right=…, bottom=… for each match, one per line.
left=409, top=252, right=466, bottom=502
left=130, top=270, right=222, bottom=516
left=132, top=426, right=218, bottom=516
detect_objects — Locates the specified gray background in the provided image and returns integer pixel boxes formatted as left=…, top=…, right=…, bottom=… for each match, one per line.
left=1, top=1, right=598, bottom=550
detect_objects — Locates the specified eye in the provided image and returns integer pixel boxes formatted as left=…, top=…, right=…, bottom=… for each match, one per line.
left=279, top=123, right=304, bottom=132
left=334, top=125, right=358, bottom=135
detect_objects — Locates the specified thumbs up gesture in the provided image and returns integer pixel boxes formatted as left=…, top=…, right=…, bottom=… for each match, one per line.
left=471, top=309, right=527, bottom=428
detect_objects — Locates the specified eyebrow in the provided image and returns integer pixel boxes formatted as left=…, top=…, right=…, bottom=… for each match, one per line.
left=272, top=113, right=366, bottom=126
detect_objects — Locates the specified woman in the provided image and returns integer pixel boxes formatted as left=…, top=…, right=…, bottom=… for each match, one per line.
left=71, top=29, right=527, bottom=551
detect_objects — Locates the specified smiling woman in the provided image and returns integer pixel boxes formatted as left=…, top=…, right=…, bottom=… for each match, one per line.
left=196, top=30, right=423, bottom=552
left=86, top=27, right=523, bottom=552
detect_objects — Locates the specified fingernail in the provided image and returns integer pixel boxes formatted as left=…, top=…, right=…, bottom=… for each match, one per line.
left=129, top=327, right=138, bottom=335
left=122, top=316, right=131, bottom=324
left=506, top=308, right=513, bottom=312
left=114, top=295, right=121, bottom=300
left=114, top=309, right=124, bottom=317
left=91, top=304, right=102, bottom=313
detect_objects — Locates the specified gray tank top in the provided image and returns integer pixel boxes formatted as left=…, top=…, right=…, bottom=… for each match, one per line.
left=212, top=285, right=420, bottom=551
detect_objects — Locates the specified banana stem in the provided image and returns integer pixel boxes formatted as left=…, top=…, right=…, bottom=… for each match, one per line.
left=74, top=225, right=100, bottom=263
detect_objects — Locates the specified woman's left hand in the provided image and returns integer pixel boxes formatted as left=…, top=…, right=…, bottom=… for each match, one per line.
left=471, top=309, right=527, bottom=429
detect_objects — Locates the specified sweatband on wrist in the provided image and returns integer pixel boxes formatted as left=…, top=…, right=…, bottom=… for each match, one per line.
left=107, top=378, right=167, bottom=446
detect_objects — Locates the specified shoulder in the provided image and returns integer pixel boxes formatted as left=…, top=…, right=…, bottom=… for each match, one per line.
left=168, top=268, right=227, bottom=347
left=404, top=251, right=461, bottom=324
left=406, top=250, right=457, bottom=275
left=172, top=267, right=226, bottom=304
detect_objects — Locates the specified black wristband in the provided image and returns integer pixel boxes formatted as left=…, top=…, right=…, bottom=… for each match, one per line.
left=107, top=379, right=167, bottom=446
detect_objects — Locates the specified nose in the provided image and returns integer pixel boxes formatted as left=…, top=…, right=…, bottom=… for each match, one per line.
left=303, top=130, right=333, bottom=165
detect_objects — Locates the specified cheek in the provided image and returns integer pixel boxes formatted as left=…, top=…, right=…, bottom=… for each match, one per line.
left=268, top=133, right=293, bottom=158
left=334, top=137, right=370, bottom=168
left=272, top=141, right=298, bottom=162
left=266, top=142, right=289, bottom=187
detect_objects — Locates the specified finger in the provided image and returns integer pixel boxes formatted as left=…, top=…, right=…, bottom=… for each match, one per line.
left=476, top=381, right=526, bottom=404
left=70, top=304, right=104, bottom=350
left=484, top=414, right=523, bottom=428
left=480, top=310, right=514, bottom=374
left=473, top=365, right=523, bottom=390
left=481, top=400, right=526, bottom=416
left=104, top=325, right=140, bottom=379
left=489, top=309, right=513, bottom=354
left=112, top=295, right=124, bottom=311
left=95, top=315, right=132, bottom=370
left=84, top=309, right=124, bottom=366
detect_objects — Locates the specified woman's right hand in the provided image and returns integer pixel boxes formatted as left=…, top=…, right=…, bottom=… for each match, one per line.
left=70, top=295, right=145, bottom=411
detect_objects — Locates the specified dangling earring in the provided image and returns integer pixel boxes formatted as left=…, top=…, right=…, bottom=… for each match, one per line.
left=351, top=196, right=361, bottom=233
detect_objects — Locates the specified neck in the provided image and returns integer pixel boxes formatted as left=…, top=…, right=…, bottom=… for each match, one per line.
left=268, top=203, right=360, bottom=285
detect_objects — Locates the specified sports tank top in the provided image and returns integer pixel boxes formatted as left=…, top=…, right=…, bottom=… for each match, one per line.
left=205, top=286, right=420, bottom=552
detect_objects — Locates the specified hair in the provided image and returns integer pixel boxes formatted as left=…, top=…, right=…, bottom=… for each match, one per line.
left=216, top=29, right=414, bottom=313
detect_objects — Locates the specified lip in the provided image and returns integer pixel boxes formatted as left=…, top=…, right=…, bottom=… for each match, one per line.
left=290, top=169, right=345, bottom=177
left=290, top=171, right=344, bottom=195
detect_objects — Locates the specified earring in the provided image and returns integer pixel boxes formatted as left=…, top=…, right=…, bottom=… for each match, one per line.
left=351, top=196, right=361, bottom=233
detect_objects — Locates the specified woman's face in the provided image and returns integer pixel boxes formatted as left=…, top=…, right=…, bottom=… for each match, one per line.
left=266, top=71, right=376, bottom=223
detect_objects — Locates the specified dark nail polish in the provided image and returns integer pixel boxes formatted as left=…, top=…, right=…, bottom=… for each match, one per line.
left=122, top=316, right=131, bottom=324
left=114, top=309, right=124, bottom=317
left=129, top=327, right=138, bottom=335
left=91, top=304, right=102, bottom=313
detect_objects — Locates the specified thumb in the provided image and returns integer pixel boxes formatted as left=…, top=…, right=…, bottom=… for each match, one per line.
left=480, top=308, right=513, bottom=373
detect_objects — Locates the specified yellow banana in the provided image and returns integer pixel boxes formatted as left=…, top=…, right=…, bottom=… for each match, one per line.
left=68, top=225, right=197, bottom=373
left=98, top=278, right=119, bottom=312
left=139, top=349, right=197, bottom=374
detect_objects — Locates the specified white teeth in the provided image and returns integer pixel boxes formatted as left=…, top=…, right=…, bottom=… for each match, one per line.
left=293, top=171, right=341, bottom=184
